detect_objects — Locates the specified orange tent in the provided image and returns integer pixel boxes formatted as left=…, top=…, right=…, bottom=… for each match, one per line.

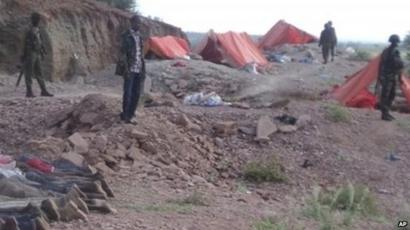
left=332, top=56, right=410, bottom=108
left=146, top=36, right=190, bottom=59
left=259, top=20, right=318, bottom=50
left=195, top=31, right=268, bottom=68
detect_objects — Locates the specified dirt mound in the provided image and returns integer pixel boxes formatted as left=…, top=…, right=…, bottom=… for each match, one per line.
left=0, top=0, right=187, bottom=80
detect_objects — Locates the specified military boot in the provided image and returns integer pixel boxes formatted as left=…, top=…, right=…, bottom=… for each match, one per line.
left=40, top=90, right=53, bottom=97
left=26, top=85, right=35, bottom=98
left=39, top=80, right=53, bottom=97
left=381, top=112, right=395, bottom=121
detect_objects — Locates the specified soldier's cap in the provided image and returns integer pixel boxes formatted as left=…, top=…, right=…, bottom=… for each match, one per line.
left=389, top=34, right=400, bottom=44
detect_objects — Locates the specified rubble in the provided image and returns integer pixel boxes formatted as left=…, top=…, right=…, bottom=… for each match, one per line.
left=68, top=133, right=89, bottom=154
left=255, top=116, right=277, bottom=141
left=213, top=121, right=237, bottom=137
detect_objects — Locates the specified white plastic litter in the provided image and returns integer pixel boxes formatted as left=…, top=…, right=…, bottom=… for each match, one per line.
left=183, top=92, right=231, bottom=107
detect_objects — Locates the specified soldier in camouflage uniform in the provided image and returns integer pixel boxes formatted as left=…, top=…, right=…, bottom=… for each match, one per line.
left=22, top=12, right=53, bottom=98
left=378, top=34, right=404, bottom=121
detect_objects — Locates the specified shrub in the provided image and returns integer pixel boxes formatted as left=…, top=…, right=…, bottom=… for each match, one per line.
left=324, top=104, right=351, bottom=123
left=253, top=217, right=287, bottom=230
left=303, top=183, right=381, bottom=229
left=244, top=157, right=286, bottom=183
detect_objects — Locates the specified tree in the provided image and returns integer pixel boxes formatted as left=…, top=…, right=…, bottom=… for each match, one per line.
left=404, top=32, right=410, bottom=61
left=96, top=0, right=137, bottom=12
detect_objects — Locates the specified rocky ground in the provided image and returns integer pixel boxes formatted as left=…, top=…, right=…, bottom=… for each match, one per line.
left=0, top=44, right=409, bottom=229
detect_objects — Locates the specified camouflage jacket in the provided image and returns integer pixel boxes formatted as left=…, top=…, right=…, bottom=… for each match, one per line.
left=379, top=45, right=404, bottom=79
left=22, top=27, right=46, bottom=61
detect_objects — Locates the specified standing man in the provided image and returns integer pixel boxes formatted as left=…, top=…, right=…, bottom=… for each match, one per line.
left=378, top=34, right=404, bottom=121
left=115, top=15, right=146, bottom=124
left=319, top=21, right=337, bottom=64
left=22, top=12, right=53, bottom=98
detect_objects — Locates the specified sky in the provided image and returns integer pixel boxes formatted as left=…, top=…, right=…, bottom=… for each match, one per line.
left=138, top=0, right=410, bottom=43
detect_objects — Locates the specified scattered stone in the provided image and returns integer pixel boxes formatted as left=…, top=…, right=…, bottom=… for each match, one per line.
left=94, top=135, right=108, bottom=152
left=175, top=114, right=191, bottom=127
left=102, top=155, right=119, bottom=166
left=140, top=142, right=157, bottom=155
left=214, top=138, right=224, bottom=148
left=238, top=126, right=256, bottom=135
left=255, top=116, right=277, bottom=141
left=95, top=162, right=115, bottom=175
left=231, top=102, right=251, bottom=109
left=61, top=152, right=85, bottom=167
left=79, top=112, right=99, bottom=125
left=279, top=125, right=298, bottom=133
left=296, top=114, right=312, bottom=128
left=126, top=146, right=141, bottom=161
left=130, top=129, right=149, bottom=140
left=213, top=121, right=237, bottom=137
left=177, top=79, right=189, bottom=89
left=68, top=133, right=89, bottom=154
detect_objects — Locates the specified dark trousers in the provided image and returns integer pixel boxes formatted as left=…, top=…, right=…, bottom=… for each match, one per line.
left=122, top=72, right=144, bottom=120
left=380, top=77, right=396, bottom=114
left=322, top=44, right=335, bottom=63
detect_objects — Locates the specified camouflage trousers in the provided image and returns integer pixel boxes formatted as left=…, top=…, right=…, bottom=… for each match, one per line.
left=24, top=54, right=47, bottom=91
left=379, top=75, right=397, bottom=114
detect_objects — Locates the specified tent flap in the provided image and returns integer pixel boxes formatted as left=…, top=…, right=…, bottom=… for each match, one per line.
left=148, top=36, right=190, bottom=59
left=196, top=31, right=268, bottom=68
left=259, top=20, right=318, bottom=50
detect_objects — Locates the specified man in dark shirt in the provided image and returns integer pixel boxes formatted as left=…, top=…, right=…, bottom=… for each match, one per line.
left=319, top=21, right=337, bottom=64
left=115, top=15, right=146, bottom=124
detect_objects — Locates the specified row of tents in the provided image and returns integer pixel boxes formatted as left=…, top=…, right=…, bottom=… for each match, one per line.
left=145, top=19, right=410, bottom=109
left=145, top=20, right=317, bottom=68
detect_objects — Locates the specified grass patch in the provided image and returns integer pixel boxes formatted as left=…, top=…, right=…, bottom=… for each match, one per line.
left=303, top=183, right=382, bottom=229
left=243, top=157, right=286, bottom=183
left=144, top=203, right=193, bottom=213
left=168, top=191, right=208, bottom=206
left=253, top=217, right=287, bottom=230
left=324, top=103, right=352, bottom=123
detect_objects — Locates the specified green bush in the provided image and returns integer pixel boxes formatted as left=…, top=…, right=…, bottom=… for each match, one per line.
left=253, top=217, right=287, bottom=230
left=324, top=104, right=351, bottom=123
left=303, top=183, right=381, bottom=229
left=244, top=157, right=286, bottom=183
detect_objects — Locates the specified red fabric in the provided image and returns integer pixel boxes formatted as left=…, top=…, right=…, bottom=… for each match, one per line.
left=332, top=56, right=381, bottom=105
left=27, top=158, right=55, bottom=173
left=0, top=154, right=13, bottom=164
left=332, top=56, right=410, bottom=109
left=345, top=89, right=377, bottom=108
left=195, top=31, right=268, bottom=68
left=259, top=20, right=318, bottom=50
left=147, top=36, right=190, bottom=59
left=400, top=75, right=410, bottom=107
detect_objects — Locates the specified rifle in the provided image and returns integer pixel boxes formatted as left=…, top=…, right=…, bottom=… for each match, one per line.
left=15, top=64, right=24, bottom=90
